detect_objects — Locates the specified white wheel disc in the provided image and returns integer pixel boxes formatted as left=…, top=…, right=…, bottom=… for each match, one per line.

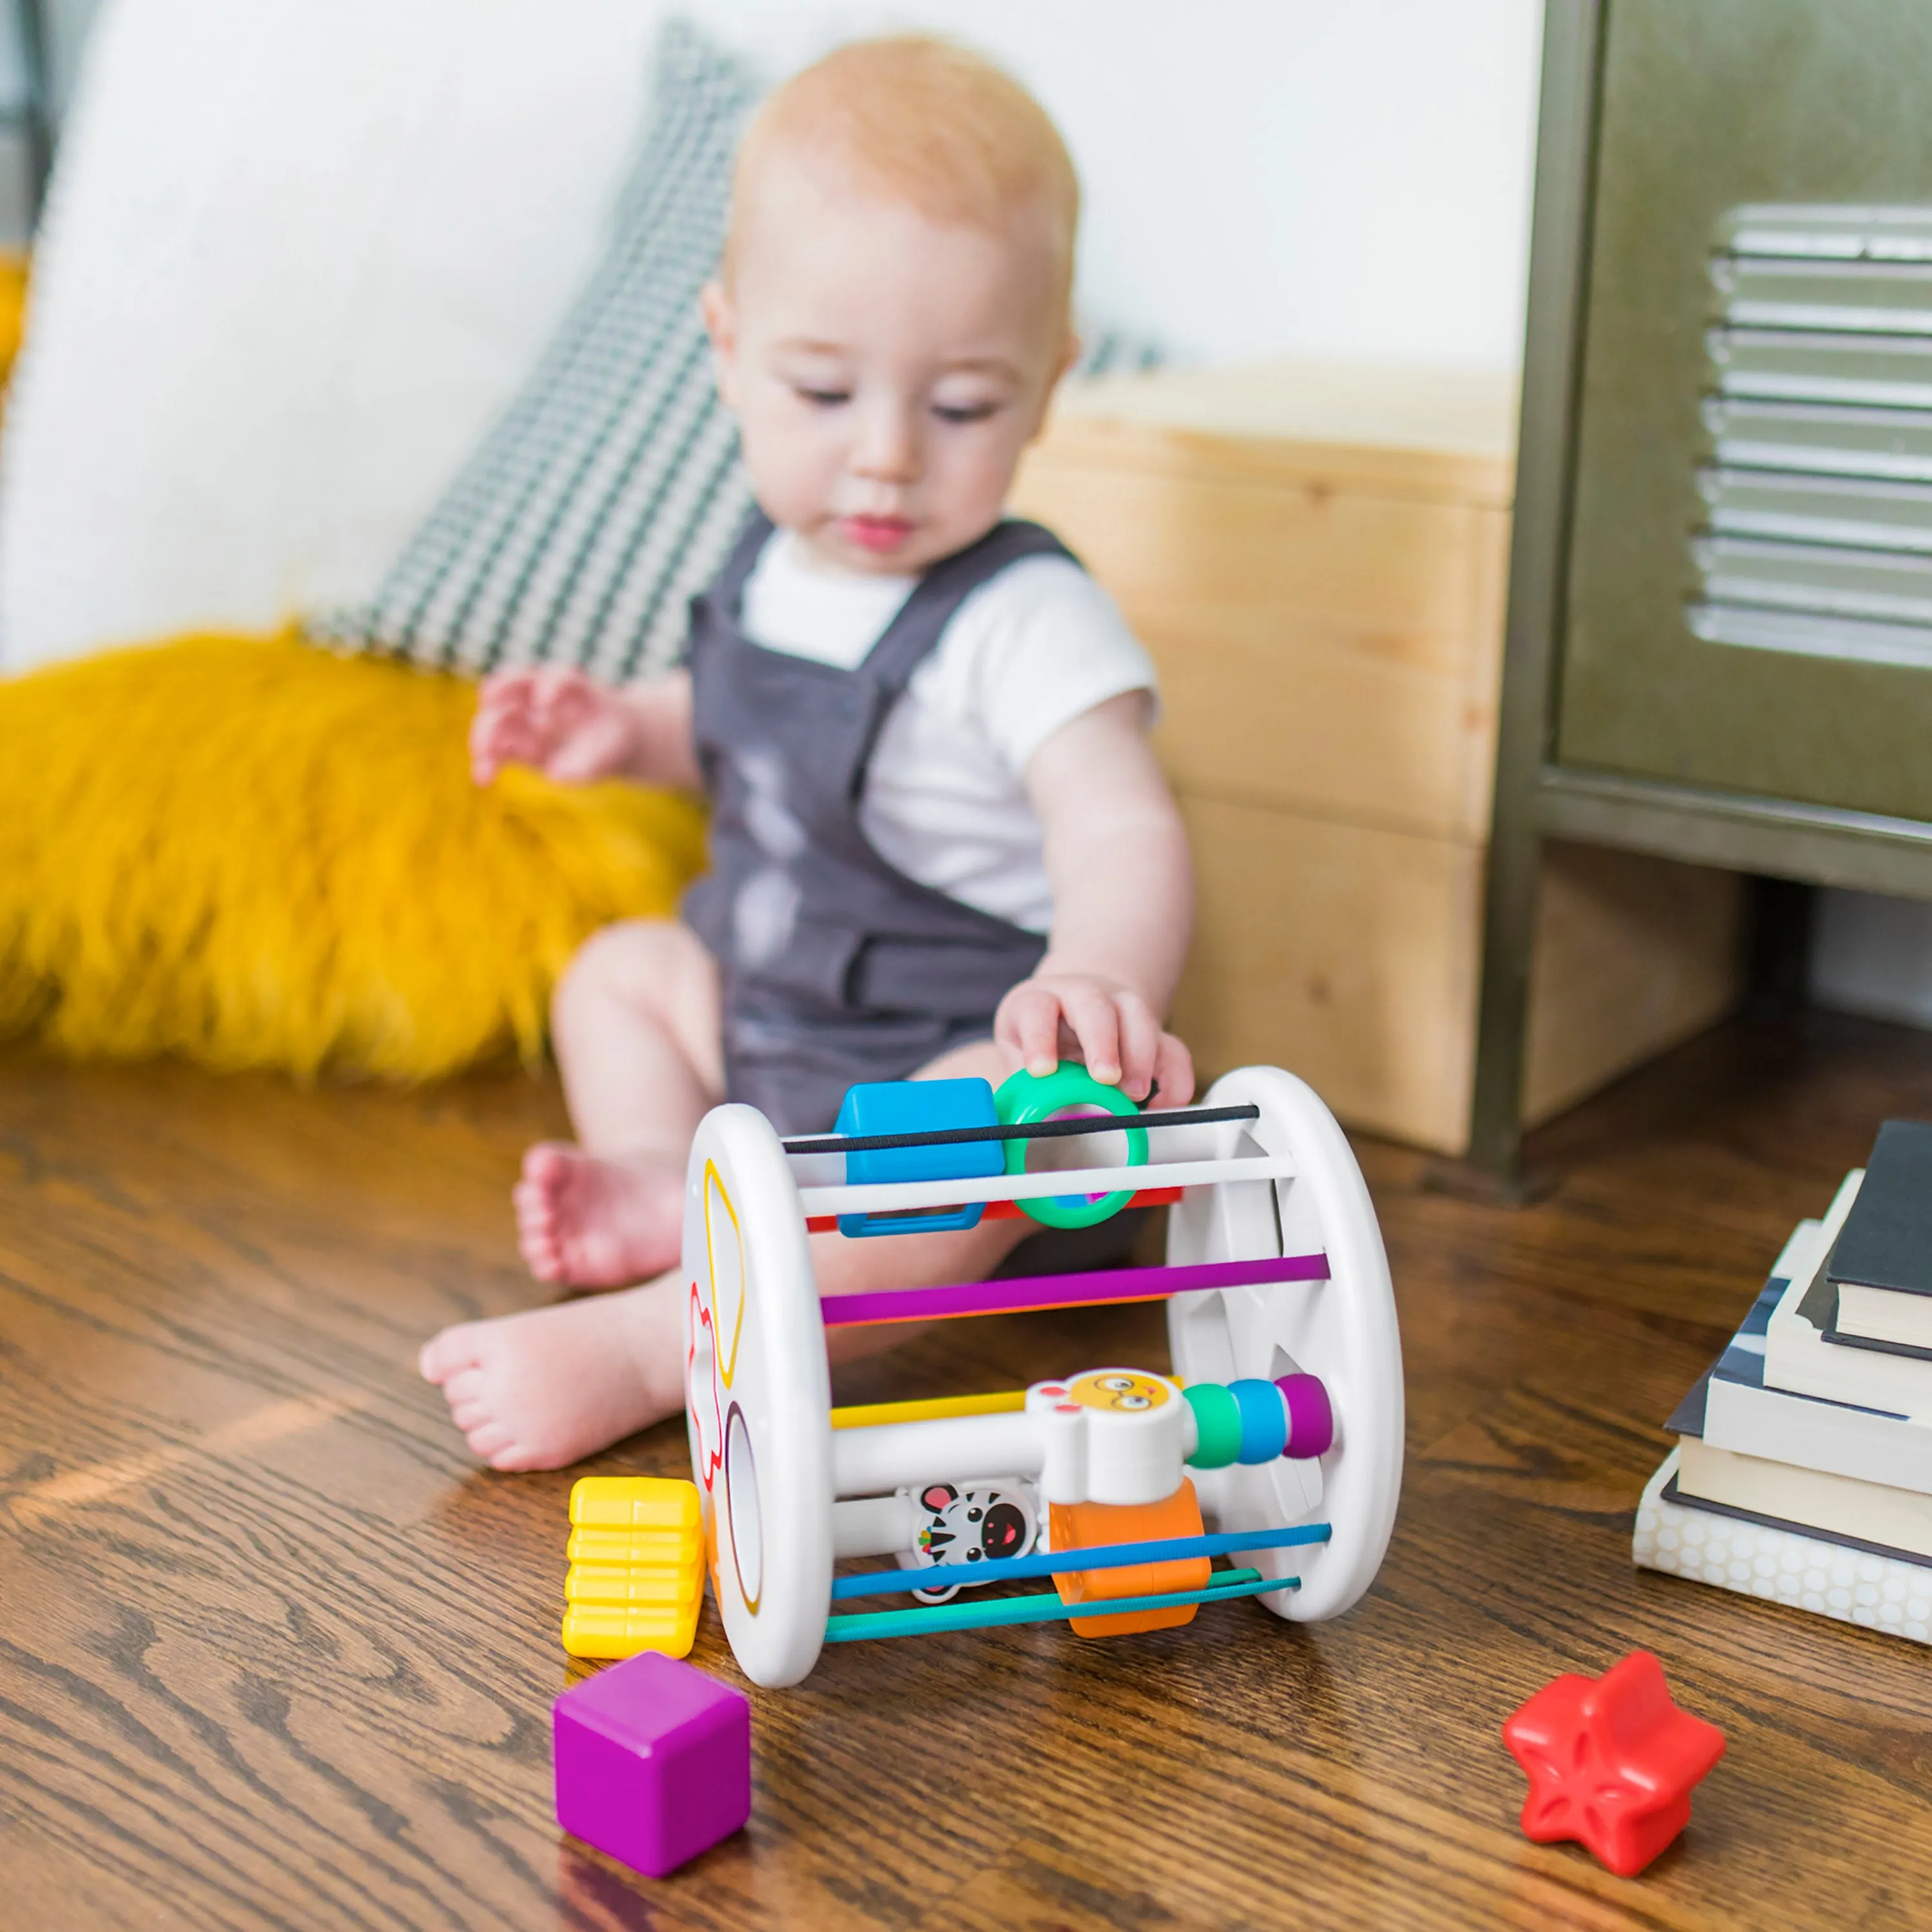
left=1166, top=1067, right=1403, bottom=1623
left=683, top=1103, right=832, bottom=1687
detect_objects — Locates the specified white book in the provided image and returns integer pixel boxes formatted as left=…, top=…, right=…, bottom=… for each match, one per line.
left=1832, top=1282, right=1932, bottom=1355
left=1694, top=1221, right=1932, bottom=1496
left=1704, top=1372, right=1932, bottom=1494
left=1634, top=1450, right=1932, bottom=1648
left=1676, top=1436, right=1932, bottom=1561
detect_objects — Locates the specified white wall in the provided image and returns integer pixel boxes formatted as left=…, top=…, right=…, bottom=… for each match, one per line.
left=847, top=0, right=1545, bottom=372
left=26, top=0, right=1546, bottom=361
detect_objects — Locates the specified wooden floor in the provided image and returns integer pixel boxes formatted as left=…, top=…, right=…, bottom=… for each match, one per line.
left=5, top=1010, right=1932, bottom=1931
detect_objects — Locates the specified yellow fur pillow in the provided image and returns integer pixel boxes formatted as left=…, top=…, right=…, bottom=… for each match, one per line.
left=0, top=632, right=707, bottom=1079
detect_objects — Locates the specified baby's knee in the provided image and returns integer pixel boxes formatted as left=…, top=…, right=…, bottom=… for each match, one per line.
left=553, top=919, right=703, bottom=1027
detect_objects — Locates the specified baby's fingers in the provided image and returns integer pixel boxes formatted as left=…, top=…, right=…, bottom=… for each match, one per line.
left=471, top=702, right=540, bottom=782
left=1056, top=981, right=1122, bottom=1088
left=1113, top=992, right=1163, bottom=1103
left=546, top=709, right=632, bottom=782
left=996, top=982, right=1064, bottom=1079
left=1150, top=1031, right=1197, bottom=1110
left=478, top=667, right=540, bottom=707
left=530, top=666, right=598, bottom=727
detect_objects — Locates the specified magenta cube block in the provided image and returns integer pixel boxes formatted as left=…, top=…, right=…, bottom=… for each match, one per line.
left=553, top=1652, right=751, bottom=1879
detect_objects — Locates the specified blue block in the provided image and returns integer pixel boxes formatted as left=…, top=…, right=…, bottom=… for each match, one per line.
left=833, top=1078, right=1000, bottom=1237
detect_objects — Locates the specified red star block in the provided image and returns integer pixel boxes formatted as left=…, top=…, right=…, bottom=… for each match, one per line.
left=1502, top=1651, right=1726, bottom=1877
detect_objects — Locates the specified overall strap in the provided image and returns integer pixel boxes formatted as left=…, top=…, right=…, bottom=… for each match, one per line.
left=707, top=506, right=779, bottom=618
left=858, top=518, right=1077, bottom=705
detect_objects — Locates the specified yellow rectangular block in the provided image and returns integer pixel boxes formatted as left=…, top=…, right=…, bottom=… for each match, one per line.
left=565, top=1562, right=704, bottom=1609
left=565, top=1525, right=695, bottom=1566
left=568, top=1475, right=701, bottom=1532
left=560, top=1602, right=699, bottom=1662
left=561, top=1475, right=707, bottom=1661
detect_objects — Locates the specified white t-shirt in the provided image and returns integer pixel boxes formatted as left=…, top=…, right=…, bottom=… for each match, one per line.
left=738, top=528, right=1157, bottom=934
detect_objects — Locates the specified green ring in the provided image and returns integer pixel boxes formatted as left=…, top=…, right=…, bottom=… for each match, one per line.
left=994, top=1061, right=1148, bottom=1229
left=1183, top=1382, right=1243, bottom=1470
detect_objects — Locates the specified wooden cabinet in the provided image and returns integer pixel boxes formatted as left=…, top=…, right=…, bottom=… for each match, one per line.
left=1012, top=361, right=1746, bottom=1154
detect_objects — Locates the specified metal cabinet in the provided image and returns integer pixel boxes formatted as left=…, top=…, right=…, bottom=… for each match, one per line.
left=1474, top=0, right=1932, bottom=1179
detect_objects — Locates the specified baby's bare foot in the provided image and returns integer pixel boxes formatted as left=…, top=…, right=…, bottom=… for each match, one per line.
left=514, top=1142, right=683, bottom=1287
left=419, top=1280, right=685, bottom=1471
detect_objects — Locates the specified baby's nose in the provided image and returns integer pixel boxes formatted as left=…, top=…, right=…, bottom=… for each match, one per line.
left=851, top=401, right=922, bottom=483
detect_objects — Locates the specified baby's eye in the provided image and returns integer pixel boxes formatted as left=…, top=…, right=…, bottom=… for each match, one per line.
left=795, top=386, right=850, bottom=409
left=932, top=400, right=999, bottom=425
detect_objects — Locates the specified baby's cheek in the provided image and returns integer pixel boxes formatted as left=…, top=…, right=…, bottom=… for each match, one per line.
left=737, top=401, right=841, bottom=524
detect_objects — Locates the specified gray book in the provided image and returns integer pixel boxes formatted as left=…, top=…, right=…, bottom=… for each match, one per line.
left=1827, top=1121, right=1932, bottom=1352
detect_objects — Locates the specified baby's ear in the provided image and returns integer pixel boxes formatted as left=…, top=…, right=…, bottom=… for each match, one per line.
left=1023, top=328, right=1083, bottom=446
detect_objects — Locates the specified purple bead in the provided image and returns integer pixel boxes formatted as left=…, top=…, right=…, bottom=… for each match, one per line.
left=553, top=1651, right=751, bottom=1879
left=1276, top=1373, right=1334, bottom=1459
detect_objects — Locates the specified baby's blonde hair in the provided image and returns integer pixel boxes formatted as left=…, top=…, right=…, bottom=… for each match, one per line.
left=725, top=35, right=1080, bottom=330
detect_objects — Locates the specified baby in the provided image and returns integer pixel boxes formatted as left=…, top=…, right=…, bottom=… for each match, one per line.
left=420, top=35, right=1195, bottom=1471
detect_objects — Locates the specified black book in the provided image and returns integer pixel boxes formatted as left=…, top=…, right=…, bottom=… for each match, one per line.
left=1826, top=1121, right=1932, bottom=1351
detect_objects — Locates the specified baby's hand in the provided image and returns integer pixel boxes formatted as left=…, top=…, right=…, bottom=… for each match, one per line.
left=995, top=971, right=1195, bottom=1108
left=470, top=667, right=641, bottom=786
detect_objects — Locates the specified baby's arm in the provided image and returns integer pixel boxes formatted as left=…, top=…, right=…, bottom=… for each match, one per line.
left=471, top=666, right=701, bottom=790
left=996, top=690, right=1195, bottom=1105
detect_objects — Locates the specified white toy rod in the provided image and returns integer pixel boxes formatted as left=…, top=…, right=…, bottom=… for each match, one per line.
left=796, top=1153, right=1294, bottom=1221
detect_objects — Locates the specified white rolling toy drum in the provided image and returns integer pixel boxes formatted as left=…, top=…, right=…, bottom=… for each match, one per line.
left=682, top=1062, right=1404, bottom=1689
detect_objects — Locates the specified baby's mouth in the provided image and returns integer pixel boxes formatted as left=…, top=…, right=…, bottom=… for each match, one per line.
left=838, top=514, right=915, bottom=554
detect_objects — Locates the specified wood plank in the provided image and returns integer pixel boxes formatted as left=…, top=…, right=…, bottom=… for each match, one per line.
left=1525, top=841, right=1749, bottom=1126
left=1172, top=800, right=1748, bottom=1153
left=1171, top=793, right=1485, bottom=1151
left=1010, top=450, right=1512, bottom=842
left=6, top=1013, right=1932, bottom=1927
left=1043, top=357, right=1519, bottom=506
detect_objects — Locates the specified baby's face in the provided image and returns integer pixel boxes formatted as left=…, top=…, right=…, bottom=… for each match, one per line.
left=705, top=161, right=1073, bottom=577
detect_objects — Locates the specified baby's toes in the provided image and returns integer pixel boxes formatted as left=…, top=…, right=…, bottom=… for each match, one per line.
left=521, top=1232, right=568, bottom=1283
left=448, top=1395, right=496, bottom=1434
left=419, top=1323, right=485, bottom=1385
left=519, top=1141, right=578, bottom=1197
left=464, top=1419, right=520, bottom=1465
left=513, top=1179, right=559, bottom=1238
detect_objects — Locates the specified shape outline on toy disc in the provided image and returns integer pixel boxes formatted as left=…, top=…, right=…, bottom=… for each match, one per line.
left=688, top=1279, right=724, bottom=1498
left=724, top=1401, right=762, bottom=1616
left=704, top=1160, right=747, bottom=1388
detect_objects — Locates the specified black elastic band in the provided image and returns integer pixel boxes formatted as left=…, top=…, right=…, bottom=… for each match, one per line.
left=782, top=1101, right=1262, bottom=1157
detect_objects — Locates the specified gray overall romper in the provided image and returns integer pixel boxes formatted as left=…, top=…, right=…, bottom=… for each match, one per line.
left=683, top=511, right=1075, bottom=1136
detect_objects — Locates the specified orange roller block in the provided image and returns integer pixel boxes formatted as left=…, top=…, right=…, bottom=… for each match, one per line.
left=1048, top=1479, right=1211, bottom=1636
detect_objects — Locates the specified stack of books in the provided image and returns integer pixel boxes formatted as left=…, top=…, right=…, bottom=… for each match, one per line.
left=1636, top=1120, right=1932, bottom=1645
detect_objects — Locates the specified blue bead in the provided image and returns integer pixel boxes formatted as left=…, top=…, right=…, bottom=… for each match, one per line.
left=1227, top=1378, right=1289, bottom=1464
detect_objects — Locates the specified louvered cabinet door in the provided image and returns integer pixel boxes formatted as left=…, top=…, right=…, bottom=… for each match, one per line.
left=1557, top=0, right=1932, bottom=819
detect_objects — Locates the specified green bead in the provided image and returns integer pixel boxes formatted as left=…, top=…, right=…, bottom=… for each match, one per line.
left=1184, top=1382, right=1242, bottom=1470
